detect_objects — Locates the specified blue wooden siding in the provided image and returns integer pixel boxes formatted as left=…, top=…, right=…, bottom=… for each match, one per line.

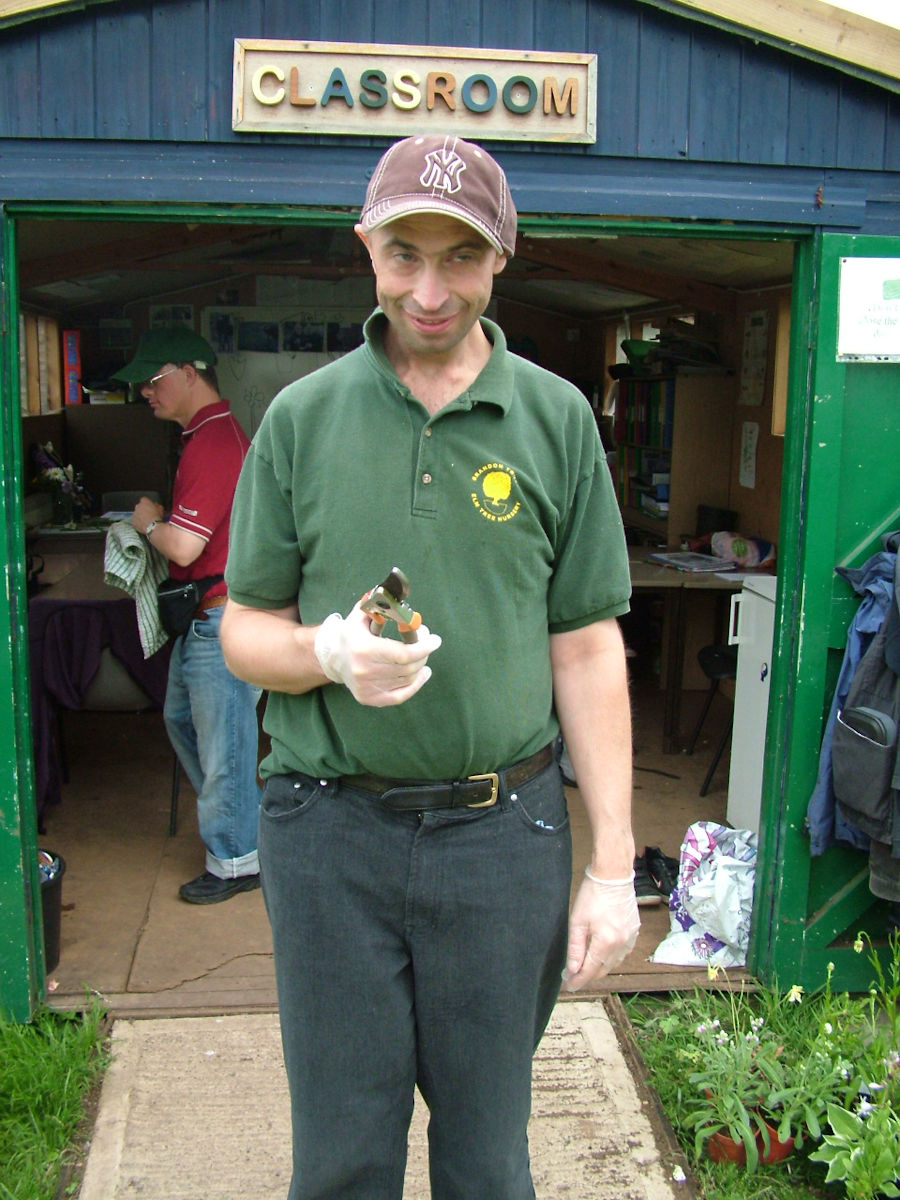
left=0, top=0, right=897, bottom=174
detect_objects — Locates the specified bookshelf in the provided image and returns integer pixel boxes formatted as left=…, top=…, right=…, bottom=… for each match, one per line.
left=614, top=372, right=734, bottom=546
left=18, top=310, right=63, bottom=415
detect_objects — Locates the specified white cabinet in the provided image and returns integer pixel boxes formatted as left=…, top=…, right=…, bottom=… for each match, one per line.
left=726, top=575, right=778, bottom=833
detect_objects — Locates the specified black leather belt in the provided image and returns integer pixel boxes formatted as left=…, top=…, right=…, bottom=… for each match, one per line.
left=342, top=742, right=554, bottom=811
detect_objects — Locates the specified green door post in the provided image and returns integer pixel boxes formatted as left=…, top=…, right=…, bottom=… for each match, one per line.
left=750, top=231, right=900, bottom=992
left=0, top=207, right=43, bottom=1020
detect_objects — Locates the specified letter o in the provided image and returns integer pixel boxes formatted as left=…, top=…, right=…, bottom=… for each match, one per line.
left=461, top=73, right=497, bottom=113
left=502, top=75, right=538, bottom=114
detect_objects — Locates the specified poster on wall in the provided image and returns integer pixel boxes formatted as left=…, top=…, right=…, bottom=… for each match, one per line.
left=837, top=257, right=900, bottom=361
left=738, top=310, right=769, bottom=406
left=739, top=421, right=759, bottom=489
left=201, top=306, right=369, bottom=438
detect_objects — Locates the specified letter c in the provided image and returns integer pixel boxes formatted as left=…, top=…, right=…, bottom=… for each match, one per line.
left=252, top=65, right=285, bottom=105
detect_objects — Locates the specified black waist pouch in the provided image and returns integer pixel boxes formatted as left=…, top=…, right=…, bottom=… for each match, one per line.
left=157, top=575, right=224, bottom=638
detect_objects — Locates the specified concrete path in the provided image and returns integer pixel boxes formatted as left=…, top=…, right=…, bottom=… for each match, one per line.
left=78, top=998, right=694, bottom=1199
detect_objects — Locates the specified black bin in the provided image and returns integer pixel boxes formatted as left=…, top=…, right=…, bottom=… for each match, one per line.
left=38, top=849, right=65, bottom=972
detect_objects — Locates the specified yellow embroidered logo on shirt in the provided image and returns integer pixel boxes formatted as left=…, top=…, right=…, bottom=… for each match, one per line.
left=471, top=462, right=521, bottom=523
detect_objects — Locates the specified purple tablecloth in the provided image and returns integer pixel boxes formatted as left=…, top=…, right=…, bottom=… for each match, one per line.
left=28, top=595, right=170, bottom=818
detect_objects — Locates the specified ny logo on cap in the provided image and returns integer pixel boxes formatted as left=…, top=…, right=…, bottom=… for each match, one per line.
left=420, top=148, right=466, bottom=195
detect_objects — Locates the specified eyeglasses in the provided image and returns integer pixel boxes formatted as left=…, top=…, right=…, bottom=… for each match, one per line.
left=146, top=365, right=182, bottom=388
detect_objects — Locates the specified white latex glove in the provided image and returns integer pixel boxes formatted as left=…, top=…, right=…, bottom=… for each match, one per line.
left=562, top=869, right=641, bottom=992
left=314, top=601, right=442, bottom=707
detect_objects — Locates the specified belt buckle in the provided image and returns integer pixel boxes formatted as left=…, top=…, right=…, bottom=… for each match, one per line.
left=466, top=772, right=499, bottom=808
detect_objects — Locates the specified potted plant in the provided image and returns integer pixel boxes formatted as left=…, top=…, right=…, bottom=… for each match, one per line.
left=680, top=994, right=788, bottom=1171
left=763, top=1029, right=862, bottom=1150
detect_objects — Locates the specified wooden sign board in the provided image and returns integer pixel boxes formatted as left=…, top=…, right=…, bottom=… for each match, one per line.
left=233, top=40, right=596, bottom=143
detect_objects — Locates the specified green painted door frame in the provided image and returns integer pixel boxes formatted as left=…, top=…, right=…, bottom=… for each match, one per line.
left=750, top=230, right=900, bottom=992
left=0, top=206, right=44, bottom=1020
left=2, top=203, right=896, bottom=1016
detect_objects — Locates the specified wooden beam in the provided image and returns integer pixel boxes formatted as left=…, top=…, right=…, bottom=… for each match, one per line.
left=19, top=225, right=267, bottom=288
left=642, top=0, right=900, bottom=85
left=515, top=238, right=737, bottom=314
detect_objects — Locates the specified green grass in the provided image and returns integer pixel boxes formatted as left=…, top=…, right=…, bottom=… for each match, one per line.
left=0, top=1001, right=109, bottom=1200
left=624, top=939, right=900, bottom=1200
left=626, top=988, right=833, bottom=1200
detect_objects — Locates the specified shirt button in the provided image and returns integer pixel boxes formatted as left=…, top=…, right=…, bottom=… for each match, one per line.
left=424, top=428, right=432, bottom=437
left=422, top=473, right=433, bottom=484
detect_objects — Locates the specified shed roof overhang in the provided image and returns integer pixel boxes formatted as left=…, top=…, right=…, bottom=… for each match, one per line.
left=639, top=0, right=900, bottom=91
left=0, top=0, right=898, bottom=92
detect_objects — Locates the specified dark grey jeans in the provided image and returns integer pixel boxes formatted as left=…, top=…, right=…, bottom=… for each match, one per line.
left=258, top=759, right=571, bottom=1200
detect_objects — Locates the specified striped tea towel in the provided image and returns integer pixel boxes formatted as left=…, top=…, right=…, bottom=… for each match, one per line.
left=104, top=520, right=170, bottom=658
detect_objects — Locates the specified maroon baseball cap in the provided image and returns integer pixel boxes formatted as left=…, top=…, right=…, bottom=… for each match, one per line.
left=359, top=135, right=517, bottom=257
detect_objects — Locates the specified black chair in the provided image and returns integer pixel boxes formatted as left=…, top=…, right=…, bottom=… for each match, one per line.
left=685, top=644, right=738, bottom=796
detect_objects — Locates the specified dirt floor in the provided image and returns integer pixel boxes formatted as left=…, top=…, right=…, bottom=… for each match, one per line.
left=41, top=661, right=743, bottom=1015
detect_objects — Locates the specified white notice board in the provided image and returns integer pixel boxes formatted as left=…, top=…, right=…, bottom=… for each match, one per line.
left=837, top=257, right=900, bottom=362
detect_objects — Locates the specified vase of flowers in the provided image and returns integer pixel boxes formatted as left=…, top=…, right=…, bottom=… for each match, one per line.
left=51, top=487, right=74, bottom=525
left=31, top=441, right=90, bottom=527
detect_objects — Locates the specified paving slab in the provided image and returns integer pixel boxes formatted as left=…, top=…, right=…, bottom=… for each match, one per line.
left=78, top=998, right=694, bottom=1199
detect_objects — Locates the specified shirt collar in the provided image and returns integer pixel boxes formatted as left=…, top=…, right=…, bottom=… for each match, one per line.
left=181, top=398, right=232, bottom=438
left=362, top=310, right=514, bottom=415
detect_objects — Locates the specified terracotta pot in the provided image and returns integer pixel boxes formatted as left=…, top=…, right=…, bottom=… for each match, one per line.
left=758, top=1120, right=795, bottom=1164
left=707, top=1121, right=795, bottom=1166
left=708, top=1130, right=748, bottom=1164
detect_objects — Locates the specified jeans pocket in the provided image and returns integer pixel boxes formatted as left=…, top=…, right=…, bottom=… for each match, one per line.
left=260, top=773, right=322, bottom=822
left=512, top=765, right=569, bottom=835
left=191, top=617, right=220, bottom=641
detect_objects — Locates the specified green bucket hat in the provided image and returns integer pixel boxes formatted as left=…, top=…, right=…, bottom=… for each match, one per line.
left=112, top=327, right=217, bottom=383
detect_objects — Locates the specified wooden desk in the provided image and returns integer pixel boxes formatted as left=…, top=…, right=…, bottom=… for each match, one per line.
left=28, top=548, right=169, bottom=818
left=629, top=553, right=745, bottom=753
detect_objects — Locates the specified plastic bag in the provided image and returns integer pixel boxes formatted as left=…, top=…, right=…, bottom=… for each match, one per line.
left=710, top=531, right=776, bottom=568
left=649, top=821, right=758, bottom=968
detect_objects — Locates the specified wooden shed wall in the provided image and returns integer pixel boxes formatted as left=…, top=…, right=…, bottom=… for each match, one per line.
left=0, top=0, right=898, bottom=174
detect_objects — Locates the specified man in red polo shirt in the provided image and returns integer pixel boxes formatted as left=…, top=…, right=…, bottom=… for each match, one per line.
left=114, top=328, right=261, bottom=904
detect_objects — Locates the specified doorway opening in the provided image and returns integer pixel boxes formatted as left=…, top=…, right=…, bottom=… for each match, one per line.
left=12, top=210, right=797, bottom=1010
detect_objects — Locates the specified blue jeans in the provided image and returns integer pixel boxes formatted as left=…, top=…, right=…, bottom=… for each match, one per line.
left=164, top=605, right=262, bottom=877
left=259, top=759, right=571, bottom=1200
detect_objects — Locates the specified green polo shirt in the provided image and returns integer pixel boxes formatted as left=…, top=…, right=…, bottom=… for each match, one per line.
left=226, top=311, right=631, bottom=781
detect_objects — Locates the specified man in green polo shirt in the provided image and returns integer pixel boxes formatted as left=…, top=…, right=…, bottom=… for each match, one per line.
left=221, top=134, right=639, bottom=1200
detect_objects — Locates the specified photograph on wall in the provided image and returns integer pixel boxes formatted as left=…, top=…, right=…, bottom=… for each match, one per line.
left=207, top=311, right=237, bottom=353
left=237, top=321, right=280, bottom=353
left=327, top=320, right=364, bottom=353
left=149, top=305, right=194, bottom=330
left=282, top=319, right=325, bottom=352
left=98, top=318, right=133, bottom=350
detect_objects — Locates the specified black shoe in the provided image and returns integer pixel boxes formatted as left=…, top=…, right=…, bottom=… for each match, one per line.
left=178, top=871, right=260, bottom=905
left=633, top=855, right=663, bottom=906
left=645, top=845, right=680, bottom=898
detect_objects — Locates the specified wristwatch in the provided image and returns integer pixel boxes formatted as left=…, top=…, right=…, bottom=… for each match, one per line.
left=145, top=519, right=159, bottom=538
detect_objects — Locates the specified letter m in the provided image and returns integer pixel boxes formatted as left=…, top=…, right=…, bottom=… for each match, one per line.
left=543, top=76, right=578, bottom=116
